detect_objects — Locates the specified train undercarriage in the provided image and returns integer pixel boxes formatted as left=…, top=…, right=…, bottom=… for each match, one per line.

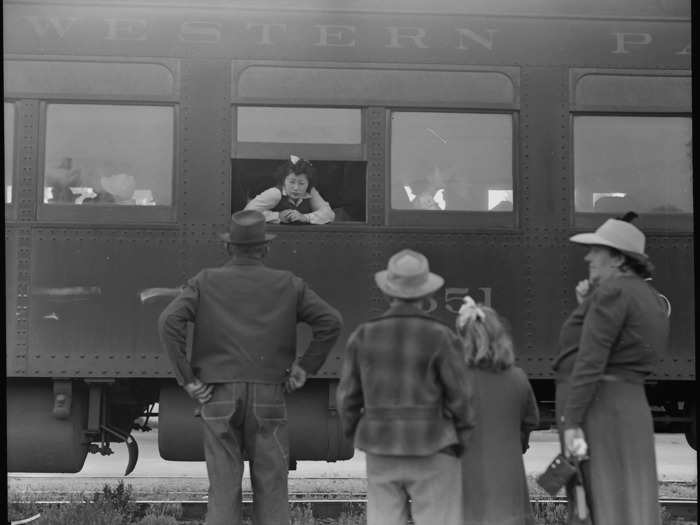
left=7, top=376, right=696, bottom=475
left=7, top=378, right=354, bottom=474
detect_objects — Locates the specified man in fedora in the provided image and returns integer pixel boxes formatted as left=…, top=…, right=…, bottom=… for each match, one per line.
left=336, top=249, right=475, bottom=525
left=158, top=209, right=342, bottom=525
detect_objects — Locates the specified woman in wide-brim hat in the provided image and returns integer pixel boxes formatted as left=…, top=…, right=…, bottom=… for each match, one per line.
left=552, top=212, right=670, bottom=525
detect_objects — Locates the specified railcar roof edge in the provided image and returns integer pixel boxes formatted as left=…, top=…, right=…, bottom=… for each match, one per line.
left=3, top=0, right=692, bottom=20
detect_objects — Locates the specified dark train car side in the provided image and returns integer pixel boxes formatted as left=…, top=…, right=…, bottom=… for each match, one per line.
left=4, top=0, right=693, bottom=473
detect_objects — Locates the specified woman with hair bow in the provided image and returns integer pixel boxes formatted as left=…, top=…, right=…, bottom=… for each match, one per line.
left=456, top=297, right=539, bottom=525
left=244, top=155, right=335, bottom=224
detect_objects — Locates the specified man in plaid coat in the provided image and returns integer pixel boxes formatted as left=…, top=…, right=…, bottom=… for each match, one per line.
left=336, top=249, right=475, bottom=525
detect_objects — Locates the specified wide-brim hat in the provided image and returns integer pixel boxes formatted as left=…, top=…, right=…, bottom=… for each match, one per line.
left=219, top=210, right=276, bottom=245
left=375, top=249, right=444, bottom=299
left=569, top=218, right=648, bottom=263
left=101, top=173, right=136, bottom=202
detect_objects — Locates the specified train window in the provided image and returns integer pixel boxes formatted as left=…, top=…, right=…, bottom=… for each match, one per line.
left=237, top=107, right=361, bottom=144
left=43, top=104, right=173, bottom=207
left=4, top=102, right=14, bottom=204
left=574, top=116, right=692, bottom=215
left=232, top=106, right=366, bottom=223
left=390, top=112, right=513, bottom=223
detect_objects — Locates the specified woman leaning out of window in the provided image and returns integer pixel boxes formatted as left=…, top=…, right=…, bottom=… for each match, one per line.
left=244, top=155, right=335, bottom=224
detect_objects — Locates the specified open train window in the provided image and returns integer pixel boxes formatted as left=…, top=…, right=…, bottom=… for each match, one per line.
left=4, top=102, right=15, bottom=205
left=573, top=116, right=692, bottom=224
left=232, top=106, right=366, bottom=223
left=39, top=103, right=175, bottom=222
left=389, top=111, right=514, bottom=227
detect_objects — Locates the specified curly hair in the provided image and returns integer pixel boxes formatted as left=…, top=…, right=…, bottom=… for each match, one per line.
left=456, top=305, right=515, bottom=371
left=613, top=211, right=654, bottom=278
left=274, top=156, right=316, bottom=191
left=607, top=248, right=655, bottom=279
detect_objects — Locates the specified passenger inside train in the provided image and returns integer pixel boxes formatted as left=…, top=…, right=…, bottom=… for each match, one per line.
left=41, top=104, right=172, bottom=207
left=244, top=154, right=335, bottom=224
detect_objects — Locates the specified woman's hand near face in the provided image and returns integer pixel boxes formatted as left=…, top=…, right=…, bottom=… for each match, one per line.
left=575, top=279, right=592, bottom=304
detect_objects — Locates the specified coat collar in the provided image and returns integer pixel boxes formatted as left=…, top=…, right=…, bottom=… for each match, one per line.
left=225, top=256, right=264, bottom=266
left=374, top=301, right=439, bottom=322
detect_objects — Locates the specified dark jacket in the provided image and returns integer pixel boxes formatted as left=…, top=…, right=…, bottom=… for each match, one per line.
left=553, top=274, right=670, bottom=428
left=158, top=256, right=342, bottom=385
left=336, top=302, right=476, bottom=456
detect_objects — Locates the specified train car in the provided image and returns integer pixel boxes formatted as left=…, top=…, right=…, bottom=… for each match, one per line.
left=4, top=0, right=693, bottom=474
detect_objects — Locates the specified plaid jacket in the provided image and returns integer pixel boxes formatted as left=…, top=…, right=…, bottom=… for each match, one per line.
left=336, top=302, right=475, bottom=456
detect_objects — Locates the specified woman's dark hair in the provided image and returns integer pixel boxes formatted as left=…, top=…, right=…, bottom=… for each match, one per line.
left=612, top=211, right=654, bottom=278
left=274, top=156, right=316, bottom=191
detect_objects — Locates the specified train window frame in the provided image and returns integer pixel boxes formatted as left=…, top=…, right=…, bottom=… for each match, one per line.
left=569, top=69, right=692, bottom=233
left=4, top=100, right=18, bottom=218
left=386, top=109, right=519, bottom=229
left=231, top=104, right=368, bottom=226
left=570, top=112, right=692, bottom=233
left=36, top=101, right=179, bottom=224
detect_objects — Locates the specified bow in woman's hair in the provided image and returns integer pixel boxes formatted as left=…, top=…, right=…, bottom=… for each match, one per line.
left=456, top=295, right=486, bottom=330
left=289, top=154, right=313, bottom=175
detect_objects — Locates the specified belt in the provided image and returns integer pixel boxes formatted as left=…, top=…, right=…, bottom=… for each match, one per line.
left=364, top=405, right=444, bottom=420
left=600, top=373, right=644, bottom=385
left=556, top=373, right=644, bottom=385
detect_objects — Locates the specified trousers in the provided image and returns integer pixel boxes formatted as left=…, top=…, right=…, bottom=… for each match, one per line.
left=200, top=382, right=289, bottom=525
left=365, top=452, right=463, bottom=525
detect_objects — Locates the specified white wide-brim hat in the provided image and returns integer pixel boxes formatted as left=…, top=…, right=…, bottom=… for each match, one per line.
left=101, top=173, right=136, bottom=202
left=375, top=249, right=444, bottom=299
left=569, top=218, right=648, bottom=262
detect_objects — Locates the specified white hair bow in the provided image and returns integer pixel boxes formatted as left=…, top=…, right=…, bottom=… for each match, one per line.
left=290, top=154, right=300, bottom=165
left=456, top=295, right=485, bottom=330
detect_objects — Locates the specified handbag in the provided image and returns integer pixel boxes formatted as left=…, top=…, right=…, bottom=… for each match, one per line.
left=536, top=453, right=577, bottom=496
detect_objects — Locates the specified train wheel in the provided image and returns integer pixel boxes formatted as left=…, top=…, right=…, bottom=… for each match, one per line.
left=7, top=381, right=89, bottom=472
left=685, top=400, right=696, bottom=450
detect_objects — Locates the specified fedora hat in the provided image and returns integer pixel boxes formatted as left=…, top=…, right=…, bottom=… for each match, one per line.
left=375, top=249, right=444, bottom=299
left=569, top=218, right=648, bottom=262
left=219, top=210, right=276, bottom=245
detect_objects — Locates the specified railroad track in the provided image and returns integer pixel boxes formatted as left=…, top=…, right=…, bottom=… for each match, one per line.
left=18, top=497, right=697, bottom=523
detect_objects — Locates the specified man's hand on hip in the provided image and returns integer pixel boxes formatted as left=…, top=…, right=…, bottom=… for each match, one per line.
left=184, top=379, right=214, bottom=404
left=285, top=363, right=307, bottom=393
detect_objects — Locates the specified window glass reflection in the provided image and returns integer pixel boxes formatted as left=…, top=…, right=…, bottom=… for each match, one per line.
left=5, top=102, right=14, bottom=204
left=574, top=116, right=692, bottom=214
left=43, top=104, right=174, bottom=206
left=390, top=112, right=513, bottom=212
left=237, top=107, right=361, bottom=144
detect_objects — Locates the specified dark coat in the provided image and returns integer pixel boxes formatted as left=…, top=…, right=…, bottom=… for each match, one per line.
left=554, top=274, right=669, bottom=428
left=336, top=302, right=476, bottom=456
left=158, top=256, right=342, bottom=385
left=554, top=274, right=670, bottom=525
left=460, top=367, right=538, bottom=525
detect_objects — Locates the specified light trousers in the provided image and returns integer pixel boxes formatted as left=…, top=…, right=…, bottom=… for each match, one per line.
left=365, top=451, right=463, bottom=525
left=200, top=382, right=289, bottom=525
